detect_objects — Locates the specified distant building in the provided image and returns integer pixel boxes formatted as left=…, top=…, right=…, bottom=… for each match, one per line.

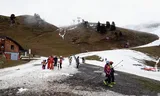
left=0, top=36, right=24, bottom=60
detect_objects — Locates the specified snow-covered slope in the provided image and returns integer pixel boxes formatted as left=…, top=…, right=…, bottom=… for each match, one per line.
left=77, top=49, right=160, bottom=81
left=1, top=49, right=159, bottom=91
left=0, top=57, right=78, bottom=90
left=125, top=22, right=160, bottom=47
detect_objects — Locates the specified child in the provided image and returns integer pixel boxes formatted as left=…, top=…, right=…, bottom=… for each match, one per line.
left=109, top=61, right=116, bottom=84
left=103, top=62, right=112, bottom=87
left=41, top=60, right=47, bottom=69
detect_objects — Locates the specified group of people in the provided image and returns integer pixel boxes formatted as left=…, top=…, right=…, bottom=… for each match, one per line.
left=41, top=55, right=85, bottom=70
left=42, top=55, right=115, bottom=87
left=41, top=56, right=64, bottom=70
left=103, top=59, right=115, bottom=87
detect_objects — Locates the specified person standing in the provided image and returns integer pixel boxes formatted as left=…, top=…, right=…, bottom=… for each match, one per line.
left=47, top=56, right=51, bottom=69
left=103, top=62, right=112, bottom=87
left=68, top=56, right=72, bottom=65
left=59, top=56, right=64, bottom=69
left=50, top=56, right=54, bottom=70
left=82, top=57, right=85, bottom=63
left=41, top=60, right=47, bottom=69
left=109, top=61, right=116, bottom=85
left=54, top=56, right=58, bottom=66
left=76, top=56, right=80, bottom=68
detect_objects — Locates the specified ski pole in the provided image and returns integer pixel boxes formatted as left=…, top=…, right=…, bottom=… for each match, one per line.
left=113, top=60, right=123, bottom=68
left=114, top=64, right=123, bottom=69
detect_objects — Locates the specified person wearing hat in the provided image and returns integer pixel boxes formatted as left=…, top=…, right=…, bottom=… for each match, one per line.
left=103, top=62, right=112, bottom=87
left=41, top=60, right=47, bottom=69
left=109, top=61, right=116, bottom=85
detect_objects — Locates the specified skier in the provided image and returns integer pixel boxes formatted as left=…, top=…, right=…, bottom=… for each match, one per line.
left=41, top=60, right=47, bottom=69
left=82, top=57, right=85, bottom=63
left=47, top=56, right=54, bottom=70
left=50, top=56, right=54, bottom=70
left=103, top=62, right=112, bottom=87
left=47, top=56, right=51, bottom=69
left=59, top=56, right=64, bottom=69
left=76, top=56, right=80, bottom=68
left=54, top=56, right=58, bottom=66
left=68, top=56, right=72, bottom=65
left=109, top=61, right=116, bottom=84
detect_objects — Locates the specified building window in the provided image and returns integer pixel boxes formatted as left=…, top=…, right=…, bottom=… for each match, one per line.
left=1, top=44, right=4, bottom=48
left=11, top=45, right=14, bottom=50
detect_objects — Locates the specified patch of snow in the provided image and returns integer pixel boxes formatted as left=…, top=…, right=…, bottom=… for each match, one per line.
left=77, top=49, right=160, bottom=81
left=68, top=26, right=77, bottom=30
left=0, top=56, right=79, bottom=90
left=72, top=90, right=124, bottom=96
left=17, top=88, right=28, bottom=93
left=58, top=29, right=66, bottom=39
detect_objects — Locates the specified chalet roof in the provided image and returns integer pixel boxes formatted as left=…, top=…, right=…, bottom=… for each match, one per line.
left=0, top=36, right=24, bottom=51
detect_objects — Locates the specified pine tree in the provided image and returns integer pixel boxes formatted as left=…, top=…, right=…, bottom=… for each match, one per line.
left=10, top=14, right=16, bottom=24
left=97, top=21, right=101, bottom=32
left=106, top=21, right=110, bottom=29
left=100, top=24, right=106, bottom=34
left=110, top=21, right=116, bottom=31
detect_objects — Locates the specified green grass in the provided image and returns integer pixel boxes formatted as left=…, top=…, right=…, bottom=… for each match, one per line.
left=136, top=78, right=160, bottom=92
left=133, top=46, right=160, bottom=58
left=0, top=54, right=28, bottom=69
left=85, top=55, right=102, bottom=61
left=0, top=60, right=28, bottom=69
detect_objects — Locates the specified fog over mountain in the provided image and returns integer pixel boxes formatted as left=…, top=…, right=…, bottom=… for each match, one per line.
left=0, top=0, right=160, bottom=27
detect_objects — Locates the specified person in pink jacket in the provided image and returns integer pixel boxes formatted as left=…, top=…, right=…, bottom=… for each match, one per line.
left=103, top=62, right=112, bottom=87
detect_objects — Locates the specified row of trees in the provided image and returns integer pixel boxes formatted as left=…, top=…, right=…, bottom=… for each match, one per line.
left=97, top=21, right=116, bottom=34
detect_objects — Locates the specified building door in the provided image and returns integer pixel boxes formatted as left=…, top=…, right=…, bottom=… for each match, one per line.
left=11, top=53, right=19, bottom=60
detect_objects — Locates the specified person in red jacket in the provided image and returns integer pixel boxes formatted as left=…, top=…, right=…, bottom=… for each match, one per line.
left=103, top=62, right=112, bottom=87
left=47, top=56, right=54, bottom=70
left=50, top=56, right=54, bottom=70
left=47, top=56, right=51, bottom=69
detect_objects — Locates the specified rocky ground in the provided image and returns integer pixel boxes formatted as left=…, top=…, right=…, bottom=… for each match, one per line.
left=0, top=63, right=160, bottom=96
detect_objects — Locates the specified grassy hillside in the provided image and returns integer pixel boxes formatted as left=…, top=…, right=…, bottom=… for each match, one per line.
left=64, top=23, right=159, bottom=51
left=0, top=15, right=80, bottom=56
left=0, top=15, right=159, bottom=57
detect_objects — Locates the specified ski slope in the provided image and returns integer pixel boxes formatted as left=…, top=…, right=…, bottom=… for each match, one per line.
left=125, top=22, right=160, bottom=47
left=0, top=49, right=159, bottom=95
left=77, top=49, right=160, bottom=81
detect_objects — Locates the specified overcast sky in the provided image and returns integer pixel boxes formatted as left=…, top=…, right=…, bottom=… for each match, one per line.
left=0, top=0, right=160, bottom=27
